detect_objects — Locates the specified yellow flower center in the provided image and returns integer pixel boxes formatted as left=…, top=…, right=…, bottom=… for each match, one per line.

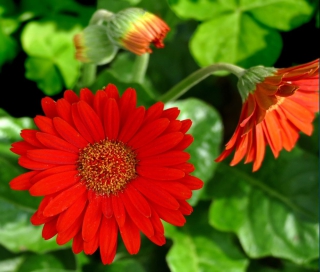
left=77, top=139, right=137, bottom=195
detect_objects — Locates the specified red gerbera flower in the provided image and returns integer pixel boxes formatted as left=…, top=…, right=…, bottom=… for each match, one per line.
left=107, top=8, right=170, bottom=55
left=216, top=59, right=319, bottom=171
left=9, top=84, right=203, bottom=264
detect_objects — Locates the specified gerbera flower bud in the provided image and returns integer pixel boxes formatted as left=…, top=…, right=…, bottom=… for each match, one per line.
left=73, top=25, right=118, bottom=65
left=106, top=8, right=170, bottom=55
left=9, top=84, right=203, bottom=264
left=216, top=59, right=319, bottom=171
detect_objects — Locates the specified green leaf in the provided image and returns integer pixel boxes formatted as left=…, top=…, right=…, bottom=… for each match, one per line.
left=0, top=199, right=67, bottom=253
left=17, top=254, right=65, bottom=272
left=190, top=13, right=282, bottom=69
left=247, top=259, right=318, bottom=272
left=165, top=98, right=223, bottom=205
left=241, top=0, right=316, bottom=31
left=99, top=259, right=146, bottom=272
left=167, top=0, right=231, bottom=21
left=165, top=203, right=249, bottom=272
left=21, top=17, right=82, bottom=95
left=25, top=57, right=63, bottom=96
left=207, top=148, right=319, bottom=265
left=0, top=26, right=17, bottom=69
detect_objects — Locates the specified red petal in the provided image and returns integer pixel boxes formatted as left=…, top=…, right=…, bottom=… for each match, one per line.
left=11, top=141, right=35, bottom=155
left=152, top=180, right=192, bottom=200
left=180, top=119, right=192, bottom=133
left=41, top=97, right=57, bottom=118
left=164, top=120, right=182, bottom=133
left=93, top=90, right=107, bottom=122
left=151, top=203, right=186, bottom=226
left=103, top=98, right=120, bottom=140
left=56, top=214, right=83, bottom=245
left=173, top=134, right=193, bottom=150
left=119, top=216, right=141, bottom=254
left=30, top=165, right=76, bottom=184
left=27, top=149, right=78, bottom=164
left=42, top=216, right=58, bottom=239
left=34, top=116, right=58, bottom=136
left=77, top=101, right=105, bottom=142
left=56, top=98, right=72, bottom=125
left=180, top=175, right=203, bottom=190
left=101, top=196, right=113, bottom=218
left=137, top=132, right=184, bottom=158
left=36, top=132, right=79, bottom=153
left=56, top=190, right=87, bottom=232
left=161, top=107, right=180, bottom=120
left=43, top=184, right=87, bottom=217
left=9, top=171, right=37, bottom=190
left=82, top=197, right=102, bottom=242
left=178, top=200, right=193, bottom=215
left=111, top=195, right=126, bottom=227
left=72, top=231, right=83, bottom=254
left=128, top=118, right=170, bottom=149
left=252, top=123, right=266, bottom=172
left=29, top=170, right=79, bottom=196
left=125, top=183, right=151, bottom=217
left=138, top=151, right=190, bottom=166
left=118, top=106, right=145, bottom=143
left=120, top=192, right=154, bottom=237
left=72, top=104, right=95, bottom=144
left=119, top=88, right=137, bottom=125
left=80, top=88, right=94, bottom=106
left=137, top=165, right=185, bottom=180
left=53, top=117, right=88, bottom=149
left=64, top=90, right=79, bottom=104
left=104, top=84, right=120, bottom=100
left=83, top=232, right=99, bottom=255
left=21, top=129, right=44, bottom=148
left=99, top=216, right=118, bottom=265
left=143, top=102, right=164, bottom=124
left=132, top=178, right=180, bottom=210
left=18, top=156, right=55, bottom=170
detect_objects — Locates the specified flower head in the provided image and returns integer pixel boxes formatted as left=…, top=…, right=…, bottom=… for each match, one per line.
left=9, top=84, right=203, bottom=264
left=73, top=25, right=118, bottom=65
left=216, top=59, right=319, bottom=171
left=106, top=8, right=170, bottom=55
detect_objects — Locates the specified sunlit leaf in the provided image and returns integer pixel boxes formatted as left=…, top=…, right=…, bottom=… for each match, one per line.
left=190, top=13, right=282, bottom=69
left=21, top=16, right=82, bottom=95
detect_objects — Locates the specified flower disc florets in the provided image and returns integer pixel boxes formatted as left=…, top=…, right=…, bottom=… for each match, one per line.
left=78, top=139, right=137, bottom=196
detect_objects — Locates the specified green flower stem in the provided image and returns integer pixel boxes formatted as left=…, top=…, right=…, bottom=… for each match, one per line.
left=80, top=64, right=97, bottom=88
left=159, top=63, right=245, bottom=103
left=132, top=53, right=150, bottom=84
left=78, top=9, right=114, bottom=90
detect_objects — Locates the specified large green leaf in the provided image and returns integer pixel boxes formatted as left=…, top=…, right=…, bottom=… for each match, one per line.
left=0, top=25, right=17, bottom=69
left=165, top=98, right=223, bottom=205
left=165, top=203, right=249, bottom=272
left=190, top=12, right=282, bottom=68
left=206, top=148, right=319, bottom=265
left=169, top=0, right=315, bottom=68
left=168, top=0, right=315, bottom=30
left=241, top=0, right=316, bottom=31
left=21, top=16, right=82, bottom=95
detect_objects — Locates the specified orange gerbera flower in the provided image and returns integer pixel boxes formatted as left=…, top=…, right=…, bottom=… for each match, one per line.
left=107, top=8, right=170, bottom=55
left=216, top=59, right=319, bottom=171
left=9, top=84, right=202, bottom=264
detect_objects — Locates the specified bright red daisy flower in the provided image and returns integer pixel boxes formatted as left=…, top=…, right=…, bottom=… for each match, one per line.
left=9, top=84, right=203, bottom=264
left=216, top=59, right=319, bottom=171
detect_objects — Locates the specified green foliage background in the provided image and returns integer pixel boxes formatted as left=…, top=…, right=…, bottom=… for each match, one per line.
left=0, top=0, right=319, bottom=271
